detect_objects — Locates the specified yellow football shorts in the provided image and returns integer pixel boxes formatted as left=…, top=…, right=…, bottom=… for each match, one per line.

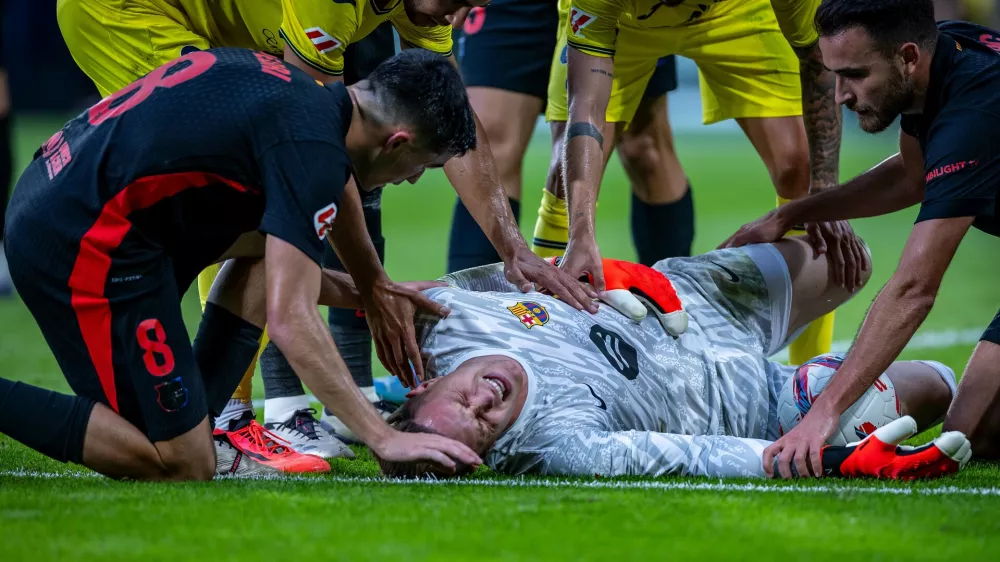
left=546, top=0, right=802, bottom=125
left=57, top=0, right=213, bottom=97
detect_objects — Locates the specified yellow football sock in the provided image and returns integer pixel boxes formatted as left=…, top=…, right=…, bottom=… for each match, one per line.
left=532, top=191, right=569, bottom=258
left=197, top=264, right=221, bottom=310
left=777, top=196, right=834, bottom=362
left=789, top=311, right=835, bottom=365
left=198, top=264, right=259, bottom=405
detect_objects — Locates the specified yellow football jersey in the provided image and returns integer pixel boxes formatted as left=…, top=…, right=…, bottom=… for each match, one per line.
left=563, top=0, right=729, bottom=56
left=169, top=0, right=452, bottom=75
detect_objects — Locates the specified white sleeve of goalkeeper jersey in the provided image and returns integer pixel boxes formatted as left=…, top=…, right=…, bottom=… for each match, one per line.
left=439, top=263, right=520, bottom=293
left=524, top=428, right=772, bottom=479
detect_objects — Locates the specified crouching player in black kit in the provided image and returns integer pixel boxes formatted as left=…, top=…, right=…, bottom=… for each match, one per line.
left=0, top=48, right=483, bottom=480
left=724, top=0, right=1000, bottom=474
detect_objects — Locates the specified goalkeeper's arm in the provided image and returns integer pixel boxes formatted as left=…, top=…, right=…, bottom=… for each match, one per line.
left=537, top=417, right=969, bottom=480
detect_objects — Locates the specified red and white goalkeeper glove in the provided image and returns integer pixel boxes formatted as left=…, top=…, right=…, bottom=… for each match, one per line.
left=548, top=257, right=688, bottom=337
left=819, top=416, right=972, bottom=480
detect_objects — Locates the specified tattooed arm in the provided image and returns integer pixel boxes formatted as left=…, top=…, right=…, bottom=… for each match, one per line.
left=798, top=43, right=842, bottom=192
left=559, top=47, right=617, bottom=290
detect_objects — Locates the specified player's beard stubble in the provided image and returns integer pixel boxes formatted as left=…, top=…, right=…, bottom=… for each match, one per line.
left=853, top=65, right=915, bottom=134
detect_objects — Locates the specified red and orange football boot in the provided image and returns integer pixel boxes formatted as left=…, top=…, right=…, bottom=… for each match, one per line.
left=214, top=411, right=330, bottom=474
left=822, top=416, right=972, bottom=480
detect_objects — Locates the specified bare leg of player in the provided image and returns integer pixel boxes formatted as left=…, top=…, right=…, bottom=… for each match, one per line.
left=447, top=88, right=540, bottom=272
left=943, top=340, right=1000, bottom=459
left=81, top=410, right=215, bottom=481
left=618, top=96, right=687, bottom=205
left=739, top=117, right=834, bottom=366
left=617, top=95, right=695, bottom=263
left=769, top=237, right=864, bottom=340
left=736, top=117, right=810, bottom=202
left=469, top=87, right=540, bottom=203
left=882, top=362, right=955, bottom=430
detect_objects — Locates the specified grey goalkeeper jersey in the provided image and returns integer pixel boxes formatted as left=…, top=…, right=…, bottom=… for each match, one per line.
left=417, top=249, right=789, bottom=479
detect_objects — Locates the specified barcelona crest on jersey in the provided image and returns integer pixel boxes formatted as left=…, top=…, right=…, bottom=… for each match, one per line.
left=507, top=301, right=549, bottom=329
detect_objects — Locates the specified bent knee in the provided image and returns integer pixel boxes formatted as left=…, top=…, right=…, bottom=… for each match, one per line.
left=617, top=130, right=660, bottom=174
left=159, top=450, right=216, bottom=481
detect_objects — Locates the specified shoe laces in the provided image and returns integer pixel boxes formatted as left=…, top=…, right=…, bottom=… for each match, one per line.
left=234, top=421, right=292, bottom=457
left=290, top=408, right=322, bottom=441
left=372, top=400, right=398, bottom=416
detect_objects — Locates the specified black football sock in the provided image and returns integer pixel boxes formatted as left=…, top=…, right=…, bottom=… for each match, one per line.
left=192, top=303, right=264, bottom=419
left=447, top=197, right=521, bottom=273
left=260, top=340, right=306, bottom=399
left=0, top=377, right=96, bottom=464
left=630, top=185, right=695, bottom=266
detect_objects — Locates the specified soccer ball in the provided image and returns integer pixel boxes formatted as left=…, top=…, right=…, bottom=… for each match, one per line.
left=777, top=353, right=901, bottom=446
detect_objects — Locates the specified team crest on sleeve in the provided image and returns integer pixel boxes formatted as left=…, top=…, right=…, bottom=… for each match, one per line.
left=570, top=8, right=597, bottom=36
left=305, top=27, right=342, bottom=54
left=313, top=202, right=339, bottom=239
left=507, top=301, right=549, bottom=329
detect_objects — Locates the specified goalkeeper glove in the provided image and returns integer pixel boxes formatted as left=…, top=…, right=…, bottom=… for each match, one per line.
left=548, top=257, right=688, bottom=337
left=817, top=416, right=971, bottom=479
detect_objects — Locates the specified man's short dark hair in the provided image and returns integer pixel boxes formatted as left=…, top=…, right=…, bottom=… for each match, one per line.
left=365, top=49, right=477, bottom=158
left=376, top=394, right=476, bottom=479
left=815, top=0, right=938, bottom=55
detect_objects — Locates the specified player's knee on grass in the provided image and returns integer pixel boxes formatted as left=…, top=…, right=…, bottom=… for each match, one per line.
left=153, top=418, right=216, bottom=481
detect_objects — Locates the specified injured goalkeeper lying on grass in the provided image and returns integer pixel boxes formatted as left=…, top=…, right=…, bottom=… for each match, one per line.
left=379, top=238, right=972, bottom=480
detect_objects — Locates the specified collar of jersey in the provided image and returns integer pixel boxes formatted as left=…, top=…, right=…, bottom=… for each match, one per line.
left=924, top=32, right=957, bottom=122
left=441, top=348, right=538, bottom=455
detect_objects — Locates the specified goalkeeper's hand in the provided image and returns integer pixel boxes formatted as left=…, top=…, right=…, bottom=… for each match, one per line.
left=812, top=416, right=972, bottom=480
left=547, top=257, right=688, bottom=337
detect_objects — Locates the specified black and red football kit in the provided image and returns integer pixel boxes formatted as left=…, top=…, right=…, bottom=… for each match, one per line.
left=4, top=48, right=352, bottom=442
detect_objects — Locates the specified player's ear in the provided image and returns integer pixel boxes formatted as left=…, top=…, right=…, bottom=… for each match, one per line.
left=405, top=377, right=439, bottom=398
left=899, top=42, right=921, bottom=73
left=384, top=131, right=414, bottom=153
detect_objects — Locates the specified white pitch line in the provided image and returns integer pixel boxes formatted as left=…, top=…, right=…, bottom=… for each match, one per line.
left=3, top=470, right=999, bottom=498
left=251, top=327, right=983, bottom=409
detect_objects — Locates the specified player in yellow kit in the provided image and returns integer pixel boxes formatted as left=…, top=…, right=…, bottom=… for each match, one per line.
left=538, top=0, right=864, bottom=365
left=57, top=0, right=596, bottom=471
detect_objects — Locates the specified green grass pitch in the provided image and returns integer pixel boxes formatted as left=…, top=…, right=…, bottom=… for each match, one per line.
left=1, top=115, right=998, bottom=560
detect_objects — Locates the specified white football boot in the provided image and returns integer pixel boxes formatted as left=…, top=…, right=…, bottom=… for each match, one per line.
left=264, top=408, right=355, bottom=459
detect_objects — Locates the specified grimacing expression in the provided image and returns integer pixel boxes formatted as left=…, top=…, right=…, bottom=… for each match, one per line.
left=407, top=355, right=527, bottom=454
left=403, top=0, right=490, bottom=27
left=820, top=28, right=917, bottom=134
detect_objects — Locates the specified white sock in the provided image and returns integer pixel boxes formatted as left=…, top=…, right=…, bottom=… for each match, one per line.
left=321, top=386, right=378, bottom=420
left=264, top=395, right=311, bottom=424
left=214, top=399, right=253, bottom=429
left=917, top=360, right=958, bottom=398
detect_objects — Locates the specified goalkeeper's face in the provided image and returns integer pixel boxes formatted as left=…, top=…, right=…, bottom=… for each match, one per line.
left=406, top=355, right=528, bottom=454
